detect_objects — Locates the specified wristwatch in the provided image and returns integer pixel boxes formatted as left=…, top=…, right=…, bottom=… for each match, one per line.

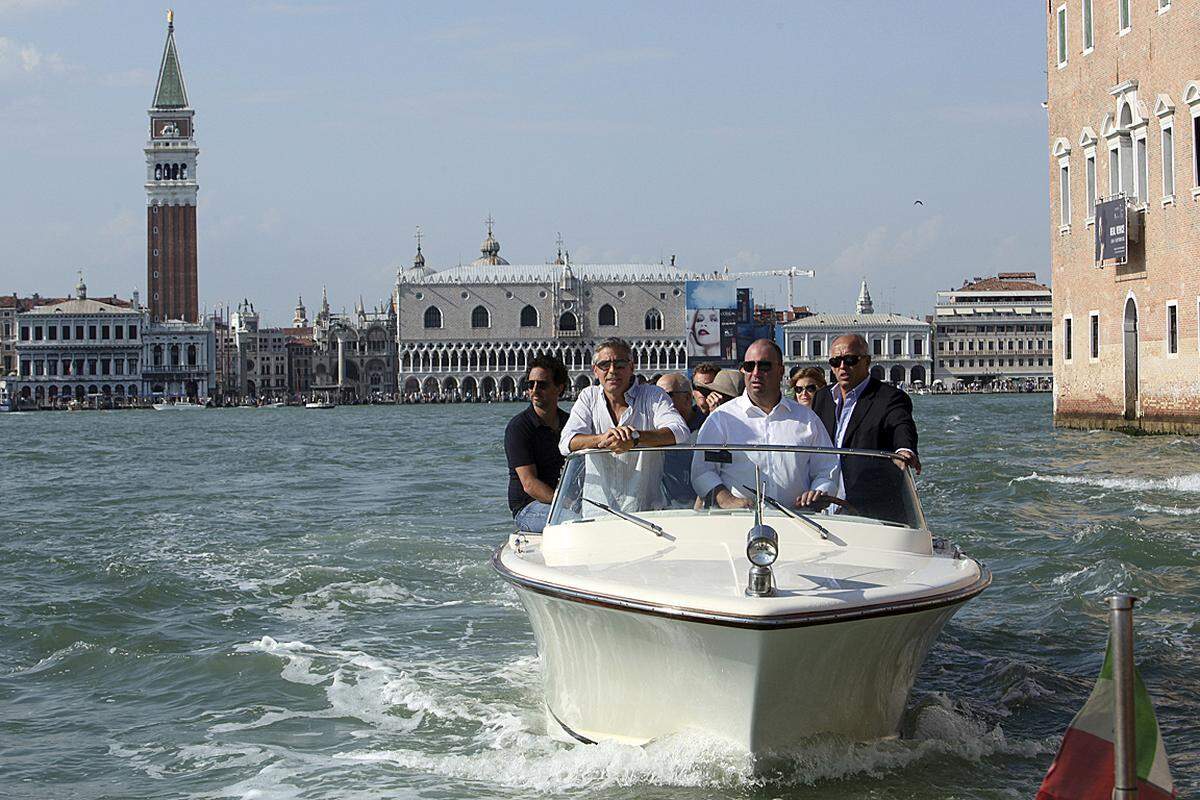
left=630, top=429, right=641, bottom=443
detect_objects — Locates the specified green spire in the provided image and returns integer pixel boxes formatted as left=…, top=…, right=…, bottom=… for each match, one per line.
left=152, top=13, right=188, bottom=109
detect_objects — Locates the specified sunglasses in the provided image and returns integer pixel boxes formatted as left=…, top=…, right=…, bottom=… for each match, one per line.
left=593, top=359, right=631, bottom=372
left=526, top=379, right=556, bottom=390
left=828, top=355, right=865, bottom=369
left=740, top=360, right=777, bottom=373
left=795, top=384, right=820, bottom=395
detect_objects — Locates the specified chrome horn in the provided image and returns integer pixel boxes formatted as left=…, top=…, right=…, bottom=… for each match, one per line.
left=745, top=466, right=778, bottom=597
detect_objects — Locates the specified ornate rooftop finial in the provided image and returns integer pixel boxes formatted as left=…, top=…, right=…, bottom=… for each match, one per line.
left=167, top=8, right=174, bottom=29
left=153, top=10, right=188, bottom=109
left=856, top=278, right=874, bottom=315
left=75, top=270, right=87, bottom=300
left=413, top=226, right=426, bottom=270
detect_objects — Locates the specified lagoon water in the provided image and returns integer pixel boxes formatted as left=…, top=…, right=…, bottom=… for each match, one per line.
left=1, top=395, right=1197, bottom=799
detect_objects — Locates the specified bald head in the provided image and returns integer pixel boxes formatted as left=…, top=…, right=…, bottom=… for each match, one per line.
left=832, top=333, right=869, bottom=355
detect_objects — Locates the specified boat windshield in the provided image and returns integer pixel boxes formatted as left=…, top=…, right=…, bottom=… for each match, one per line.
left=547, top=445, right=926, bottom=530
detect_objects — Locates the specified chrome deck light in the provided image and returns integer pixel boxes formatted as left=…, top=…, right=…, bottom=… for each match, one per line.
left=746, top=467, right=777, bottom=597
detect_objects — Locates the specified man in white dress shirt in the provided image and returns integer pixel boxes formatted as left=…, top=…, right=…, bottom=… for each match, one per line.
left=691, top=339, right=840, bottom=509
left=560, top=338, right=691, bottom=510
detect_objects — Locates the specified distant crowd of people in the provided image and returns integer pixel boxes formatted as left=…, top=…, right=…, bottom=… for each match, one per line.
left=504, top=333, right=919, bottom=533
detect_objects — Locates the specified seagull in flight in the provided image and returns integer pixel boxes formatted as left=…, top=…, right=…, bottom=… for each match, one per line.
left=913, top=199, right=924, bottom=206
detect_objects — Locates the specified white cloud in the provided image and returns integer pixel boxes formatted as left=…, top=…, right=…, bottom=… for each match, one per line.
left=827, top=214, right=945, bottom=276
left=0, top=35, right=65, bottom=77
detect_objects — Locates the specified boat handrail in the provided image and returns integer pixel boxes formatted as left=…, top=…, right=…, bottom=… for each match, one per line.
left=566, top=443, right=915, bottom=463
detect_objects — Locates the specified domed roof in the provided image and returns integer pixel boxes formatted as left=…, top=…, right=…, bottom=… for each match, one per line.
left=471, top=217, right=509, bottom=266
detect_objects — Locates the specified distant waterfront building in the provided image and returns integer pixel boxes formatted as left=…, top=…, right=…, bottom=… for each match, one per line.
left=393, top=225, right=688, bottom=398
left=141, top=317, right=215, bottom=400
left=782, top=281, right=932, bottom=385
left=1046, top=2, right=1199, bottom=432
left=310, top=287, right=397, bottom=401
left=13, top=275, right=142, bottom=404
left=229, top=300, right=293, bottom=399
left=145, top=12, right=200, bottom=323
left=933, top=273, right=1053, bottom=388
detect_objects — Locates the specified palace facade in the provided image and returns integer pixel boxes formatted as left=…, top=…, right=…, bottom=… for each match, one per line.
left=393, top=226, right=690, bottom=399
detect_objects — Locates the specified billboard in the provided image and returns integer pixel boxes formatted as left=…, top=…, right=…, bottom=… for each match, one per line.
left=685, top=281, right=738, bottom=364
left=686, top=282, right=778, bottom=370
left=1095, top=197, right=1128, bottom=266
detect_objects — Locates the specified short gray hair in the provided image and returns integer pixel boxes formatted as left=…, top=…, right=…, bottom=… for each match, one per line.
left=594, top=337, right=633, bottom=362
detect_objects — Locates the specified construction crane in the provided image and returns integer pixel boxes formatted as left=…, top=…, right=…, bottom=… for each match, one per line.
left=724, top=267, right=816, bottom=309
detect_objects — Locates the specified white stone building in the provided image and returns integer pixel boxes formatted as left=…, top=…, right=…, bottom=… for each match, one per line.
left=782, top=281, right=933, bottom=385
left=14, top=275, right=144, bottom=404
left=141, top=317, right=215, bottom=400
left=393, top=226, right=689, bottom=398
left=933, top=273, right=1053, bottom=388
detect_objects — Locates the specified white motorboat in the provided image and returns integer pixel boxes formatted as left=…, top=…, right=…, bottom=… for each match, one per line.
left=152, top=399, right=205, bottom=411
left=304, top=401, right=335, bottom=409
left=493, top=444, right=990, bottom=753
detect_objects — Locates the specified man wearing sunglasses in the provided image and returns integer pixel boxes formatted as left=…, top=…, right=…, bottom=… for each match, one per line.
left=560, top=337, right=689, bottom=456
left=691, top=339, right=839, bottom=510
left=811, top=334, right=920, bottom=521
left=505, top=355, right=571, bottom=533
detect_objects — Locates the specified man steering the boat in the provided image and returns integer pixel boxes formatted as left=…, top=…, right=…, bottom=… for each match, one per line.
left=560, top=338, right=690, bottom=511
left=691, top=339, right=840, bottom=510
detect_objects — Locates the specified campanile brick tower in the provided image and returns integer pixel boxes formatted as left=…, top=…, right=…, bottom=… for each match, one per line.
left=145, top=11, right=198, bottom=322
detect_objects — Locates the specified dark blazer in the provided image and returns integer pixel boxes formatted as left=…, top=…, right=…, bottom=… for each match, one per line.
left=811, top=378, right=918, bottom=522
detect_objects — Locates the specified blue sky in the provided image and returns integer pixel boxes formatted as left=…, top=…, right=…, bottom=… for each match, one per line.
left=0, top=1, right=1049, bottom=324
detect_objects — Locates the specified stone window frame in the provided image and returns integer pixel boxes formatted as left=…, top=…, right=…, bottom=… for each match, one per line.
left=1056, top=4, right=1068, bottom=68
left=1155, top=95, right=1176, bottom=204
left=1081, top=0, right=1094, bottom=53
left=1117, top=0, right=1131, bottom=35
left=597, top=303, right=618, bottom=327
left=1054, top=137, right=1072, bottom=232
left=1164, top=300, right=1179, bottom=358
left=470, top=305, right=491, bottom=329
left=519, top=304, right=539, bottom=328
left=1080, top=127, right=1098, bottom=223
left=1063, top=314, right=1074, bottom=363
left=423, top=305, right=443, bottom=330
left=1184, top=81, right=1200, bottom=196
left=1089, top=310, right=1101, bottom=362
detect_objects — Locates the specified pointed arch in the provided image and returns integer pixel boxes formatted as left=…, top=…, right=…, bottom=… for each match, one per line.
left=644, top=308, right=663, bottom=331
left=520, top=304, right=539, bottom=327
left=598, top=303, right=617, bottom=327
left=471, top=305, right=490, bottom=329
left=423, top=305, right=443, bottom=329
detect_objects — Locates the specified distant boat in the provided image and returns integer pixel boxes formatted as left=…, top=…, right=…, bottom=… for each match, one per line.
left=152, top=400, right=205, bottom=411
left=304, top=401, right=335, bottom=409
left=261, top=401, right=287, bottom=408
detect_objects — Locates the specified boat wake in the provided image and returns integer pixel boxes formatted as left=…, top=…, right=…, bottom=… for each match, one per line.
left=1012, top=471, right=1200, bottom=494
left=194, top=637, right=1052, bottom=794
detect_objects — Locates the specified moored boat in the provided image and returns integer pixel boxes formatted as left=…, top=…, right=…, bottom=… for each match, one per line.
left=493, top=444, right=990, bottom=752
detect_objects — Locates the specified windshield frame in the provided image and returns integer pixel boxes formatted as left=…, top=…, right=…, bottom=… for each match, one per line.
left=548, top=444, right=927, bottom=531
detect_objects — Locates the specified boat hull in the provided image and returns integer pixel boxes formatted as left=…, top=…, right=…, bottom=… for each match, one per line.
left=511, top=583, right=964, bottom=751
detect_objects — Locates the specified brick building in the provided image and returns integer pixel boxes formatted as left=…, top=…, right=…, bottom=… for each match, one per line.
left=1047, top=0, right=1200, bottom=432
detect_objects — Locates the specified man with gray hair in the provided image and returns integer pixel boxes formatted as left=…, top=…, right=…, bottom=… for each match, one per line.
left=560, top=338, right=690, bottom=511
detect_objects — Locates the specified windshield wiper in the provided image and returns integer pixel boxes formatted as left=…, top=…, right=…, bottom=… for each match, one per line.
left=582, top=498, right=675, bottom=540
left=741, top=484, right=830, bottom=541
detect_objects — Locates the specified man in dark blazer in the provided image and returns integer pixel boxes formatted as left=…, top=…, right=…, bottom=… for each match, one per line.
left=811, top=334, right=920, bottom=523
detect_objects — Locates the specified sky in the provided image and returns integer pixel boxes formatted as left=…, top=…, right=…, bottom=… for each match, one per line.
left=0, top=1, right=1050, bottom=325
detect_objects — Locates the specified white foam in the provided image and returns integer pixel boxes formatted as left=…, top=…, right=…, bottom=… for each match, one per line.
left=1012, top=471, right=1200, bottom=494
left=1135, top=502, right=1200, bottom=516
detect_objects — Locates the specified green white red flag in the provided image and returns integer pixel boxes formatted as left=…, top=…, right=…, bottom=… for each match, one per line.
left=1037, top=638, right=1175, bottom=799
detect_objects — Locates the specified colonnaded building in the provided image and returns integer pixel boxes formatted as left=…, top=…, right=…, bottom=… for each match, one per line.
left=1047, top=0, right=1199, bottom=432
left=782, top=281, right=933, bottom=386
left=393, top=226, right=690, bottom=398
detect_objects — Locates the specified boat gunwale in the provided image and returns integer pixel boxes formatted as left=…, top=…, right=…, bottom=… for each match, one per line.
left=492, top=543, right=992, bottom=630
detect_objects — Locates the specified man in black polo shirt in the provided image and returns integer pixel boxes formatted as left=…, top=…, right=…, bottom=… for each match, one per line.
left=505, top=355, right=570, bottom=532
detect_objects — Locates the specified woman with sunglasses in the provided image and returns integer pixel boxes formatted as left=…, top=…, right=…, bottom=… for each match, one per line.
left=790, top=366, right=827, bottom=408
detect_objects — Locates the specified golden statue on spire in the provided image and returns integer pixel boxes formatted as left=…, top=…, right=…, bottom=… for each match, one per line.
left=167, top=9, right=174, bottom=26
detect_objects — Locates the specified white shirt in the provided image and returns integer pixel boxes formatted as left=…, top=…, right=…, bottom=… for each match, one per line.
left=559, top=382, right=691, bottom=512
left=691, top=393, right=840, bottom=504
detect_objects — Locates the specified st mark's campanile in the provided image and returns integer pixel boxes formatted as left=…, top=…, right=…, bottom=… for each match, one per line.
left=145, top=11, right=198, bottom=322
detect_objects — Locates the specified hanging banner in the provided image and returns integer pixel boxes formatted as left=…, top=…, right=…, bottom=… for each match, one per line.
left=685, top=281, right=737, bottom=368
left=1095, top=198, right=1127, bottom=267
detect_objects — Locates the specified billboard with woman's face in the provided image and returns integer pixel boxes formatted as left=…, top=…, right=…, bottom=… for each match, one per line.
left=685, top=281, right=738, bottom=364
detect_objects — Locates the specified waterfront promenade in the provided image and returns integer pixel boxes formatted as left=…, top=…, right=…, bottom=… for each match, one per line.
left=0, top=394, right=1193, bottom=799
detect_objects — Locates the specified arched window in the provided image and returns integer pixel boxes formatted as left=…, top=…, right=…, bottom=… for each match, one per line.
left=187, top=344, right=197, bottom=366
left=423, top=305, right=443, bottom=329
left=520, top=305, right=539, bottom=327
left=644, top=308, right=663, bottom=331
left=558, top=312, right=578, bottom=332
left=471, top=305, right=490, bottom=329
left=598, top=303, right=617, bottom=327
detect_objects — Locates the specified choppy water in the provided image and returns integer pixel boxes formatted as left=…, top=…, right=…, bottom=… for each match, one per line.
left=0, top=395, right=1196, bottom=799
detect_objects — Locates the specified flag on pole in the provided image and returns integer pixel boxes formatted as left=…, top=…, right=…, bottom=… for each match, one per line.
left=1037, top=638, right=1175, bottom=799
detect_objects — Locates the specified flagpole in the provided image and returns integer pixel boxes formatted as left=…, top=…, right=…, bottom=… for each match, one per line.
left=1109, top=594, right=1138, bottom=800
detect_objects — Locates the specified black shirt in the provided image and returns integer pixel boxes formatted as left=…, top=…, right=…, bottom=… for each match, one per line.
left=504, top=404, right=568, bottom=516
